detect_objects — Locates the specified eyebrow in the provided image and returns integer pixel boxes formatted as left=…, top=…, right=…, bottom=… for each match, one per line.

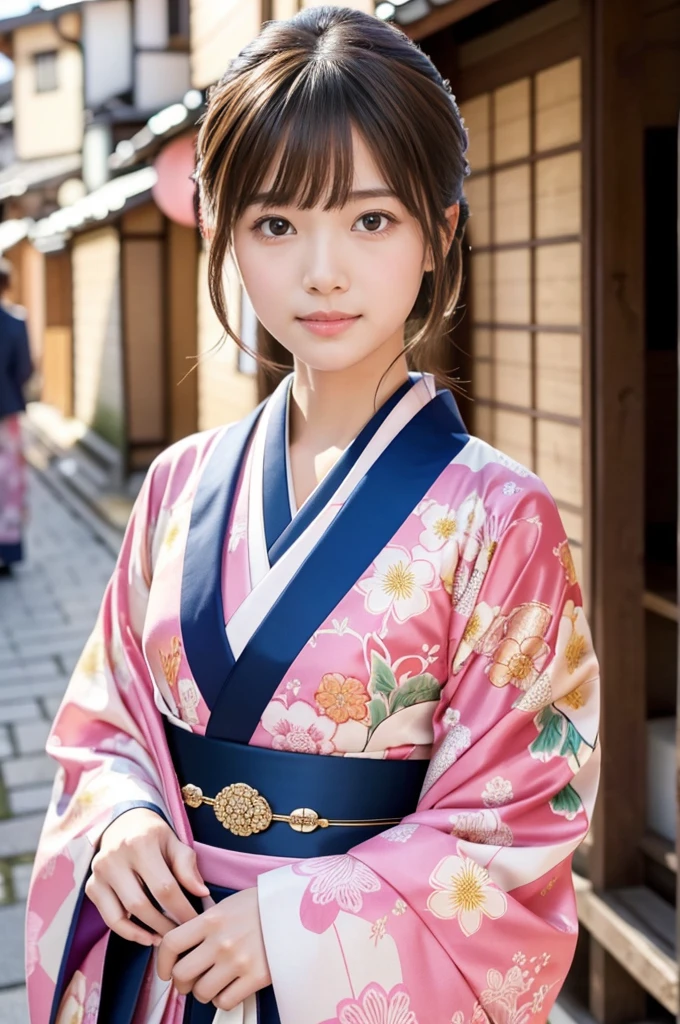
left=249, top=187, right=398, bottom=207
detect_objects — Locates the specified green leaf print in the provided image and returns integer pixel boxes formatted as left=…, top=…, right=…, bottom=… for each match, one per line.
left=530, top=707, right=564, bottom=758
left=370, top=653, right=397, bottom=696
left=367, top=697, right=388, bottom=739
left=550, top=783, right=583, bottom=820
left=389, top=674, right=442, bottom=713
left=560, top=720, right=583, bottom=764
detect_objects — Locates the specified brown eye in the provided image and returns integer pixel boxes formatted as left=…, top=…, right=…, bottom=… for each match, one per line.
left=260, top=217, right=291, bottom=237
left=361, top=213, right=382, bottom=232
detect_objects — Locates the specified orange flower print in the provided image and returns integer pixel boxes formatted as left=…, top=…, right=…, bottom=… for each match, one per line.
left=159, top=636, right=182, bottom=688
left=487, top=602, right=552, bottom=691
left=489, top=635, right=550, bottom=690
left=315, top=673, right=370, bottom=724
left=554, top=538, right=578, bottom=586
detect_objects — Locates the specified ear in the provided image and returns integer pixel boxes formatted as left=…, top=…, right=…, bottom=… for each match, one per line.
left=423, top=203, right=460, bottom=272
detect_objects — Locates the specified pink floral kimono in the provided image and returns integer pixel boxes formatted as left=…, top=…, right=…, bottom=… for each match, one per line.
left=26, top=373, right=600, bottom=1024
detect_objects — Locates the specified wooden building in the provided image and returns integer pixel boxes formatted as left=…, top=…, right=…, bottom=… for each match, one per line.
left=188, top=1, right=680, bottom=1021
left=1, top=0, right=677, bottom=1015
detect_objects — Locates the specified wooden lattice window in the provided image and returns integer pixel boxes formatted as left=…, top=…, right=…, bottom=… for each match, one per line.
left=460, top=57, right=584, bottom=581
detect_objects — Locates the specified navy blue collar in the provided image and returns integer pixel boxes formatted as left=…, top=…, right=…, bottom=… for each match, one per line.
left=263, top=375, right=415, bottom=565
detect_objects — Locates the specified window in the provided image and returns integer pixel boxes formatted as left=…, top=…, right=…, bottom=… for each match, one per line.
left=34, top=50, right=58, bottom=93
left=168, top=0, right=190, bottom=39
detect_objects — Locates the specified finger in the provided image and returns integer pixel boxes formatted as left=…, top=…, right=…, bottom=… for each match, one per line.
left=165, top=835, right=209, bottom=898
left=194, top=963, right=239, bottom=1005
left=143, top=851, right=199, bottom=926
left=171, top=942, right=219, bottom=995
left=115, top=876, right=176, bottom=938
left=87, top=881, right=158, bottom=946
left=157, top=916, right=207, bottom=981
left=214, top=976, right=261, bottom=1012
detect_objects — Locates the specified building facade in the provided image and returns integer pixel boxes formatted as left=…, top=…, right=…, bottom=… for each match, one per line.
left=0, top=1, right=678, bottom=1020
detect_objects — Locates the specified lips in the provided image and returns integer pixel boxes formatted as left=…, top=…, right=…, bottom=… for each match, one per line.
left=298, top=311, right=358, bottom=321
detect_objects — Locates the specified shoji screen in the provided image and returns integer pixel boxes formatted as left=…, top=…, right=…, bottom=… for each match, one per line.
left=460, top=57, right=584, bottom=581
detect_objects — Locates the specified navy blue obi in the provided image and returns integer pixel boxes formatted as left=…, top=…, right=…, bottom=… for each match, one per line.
left=165, top=721, right=428, bottom=858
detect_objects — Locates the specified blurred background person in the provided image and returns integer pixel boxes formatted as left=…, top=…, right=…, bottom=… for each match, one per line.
left=0, top=255, right=32, bottom=577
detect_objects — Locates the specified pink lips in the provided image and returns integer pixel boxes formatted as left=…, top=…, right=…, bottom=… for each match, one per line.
left=297, top=311, right=361, bottom=337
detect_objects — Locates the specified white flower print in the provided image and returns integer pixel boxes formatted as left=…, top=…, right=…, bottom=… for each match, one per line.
left=260, top=700, right=336, bottom=754
left=421, top=709, right=472, bottom=795
left=357, top=546, right=436, bottom=624
left=336, top=983, right=419, bottom=1024
left=419, top=501, right=460, bottom=553
left=296, top=855, right=381, bottom=913
left=427, top=854, right=508, bottom=935
left=381, top=823, right=419, bottom=843
left=482, top=776, right=514, bottom=808
left=502, top=481, right=522, bottom=496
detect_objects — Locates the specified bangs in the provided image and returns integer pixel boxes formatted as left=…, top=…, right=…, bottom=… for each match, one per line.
left=224, top=59, right=427, bottom=224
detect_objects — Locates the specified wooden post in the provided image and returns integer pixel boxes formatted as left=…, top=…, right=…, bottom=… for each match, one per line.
left=585, top=0, right=647, bottom=1020
left=676, top=111, right=680, bottom=1009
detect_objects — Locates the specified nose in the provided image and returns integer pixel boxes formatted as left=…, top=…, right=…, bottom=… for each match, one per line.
left=301, top=234, right=350, bottom=295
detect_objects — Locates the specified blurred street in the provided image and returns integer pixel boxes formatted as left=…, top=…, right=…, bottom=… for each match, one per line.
left=0, top=467, right=116, bottom=1021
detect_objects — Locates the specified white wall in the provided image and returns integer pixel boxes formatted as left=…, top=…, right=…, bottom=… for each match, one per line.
left=135, top=0, right=169, bottom=48
left=82, top=0, right=133, bottom=108
left=13, top=18, right=83, bottom=160
left=134, top=51, right=190, bottom=110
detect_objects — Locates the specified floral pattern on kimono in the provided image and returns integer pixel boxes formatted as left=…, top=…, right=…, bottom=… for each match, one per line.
left=26, top=378, right=599, bottom=1024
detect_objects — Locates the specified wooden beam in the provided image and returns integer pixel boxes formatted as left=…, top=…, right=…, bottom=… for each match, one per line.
left=574, top=876, right=677, bottom=1016
left=403, top=0, right=501, bottom=42
left=585, top=0, right=647, bottom=1019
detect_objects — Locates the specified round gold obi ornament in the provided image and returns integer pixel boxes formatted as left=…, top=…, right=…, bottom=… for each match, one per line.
left=213, top=783, right=273, bottom=837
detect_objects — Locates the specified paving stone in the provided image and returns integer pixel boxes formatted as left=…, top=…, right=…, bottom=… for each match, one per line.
left=0, top=815, right=45, bottom=857
left=43, top=695, right=64, bottom=718
left=11, top=863, right=34, bottom=901
left=8, top=783, right=53, bottom=816
left=0, top=905, right=27, bottom=987
left=0, top=725, right=13, bottom=759
left=2, top=754, right=56, bottom=788
left=0, top=679, right=67, bottom=704
left=0, top=985, right=29, bottom=1024
left=15, top=721, right=51, bottom=756
left=0, top=701, right=40, bottom=725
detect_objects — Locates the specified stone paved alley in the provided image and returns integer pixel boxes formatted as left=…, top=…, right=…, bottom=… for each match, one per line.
left=0, top=469, right=117, bottom=1022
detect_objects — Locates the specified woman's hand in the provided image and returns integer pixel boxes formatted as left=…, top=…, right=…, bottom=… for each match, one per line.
left=157, top=887, right=272, bottom=1010
left=85, top=807, right=209, bottom=946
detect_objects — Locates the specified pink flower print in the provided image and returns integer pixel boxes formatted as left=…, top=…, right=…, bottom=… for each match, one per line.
left=260, top=700, right=336, bottom=754
left=25, top=910, right=43, bottom=977
left=332, top=983, right=419, bottom=1024
left=357, top=546, right=435, bottom=624
left=294, top=854, right=381, bottom=932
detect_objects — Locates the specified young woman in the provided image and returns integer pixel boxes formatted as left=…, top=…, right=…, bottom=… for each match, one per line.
left=27, top=7, right=600, bottom=1024
left=0, top=257, right=32, bottom=576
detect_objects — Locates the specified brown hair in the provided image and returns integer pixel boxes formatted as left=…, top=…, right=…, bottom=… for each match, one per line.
left=196, top=4, right=470, bottom=372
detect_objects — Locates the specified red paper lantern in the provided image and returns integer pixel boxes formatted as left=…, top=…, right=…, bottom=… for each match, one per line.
left=152, top=133, right=198, bottom=228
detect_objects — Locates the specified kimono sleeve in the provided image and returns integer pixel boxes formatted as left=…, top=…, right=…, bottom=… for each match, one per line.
left=25, top=455, right=172, bottom=1023
left=257, top=482, right=600, bottom=1024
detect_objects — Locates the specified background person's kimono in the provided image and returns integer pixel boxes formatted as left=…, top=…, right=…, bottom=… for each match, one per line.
left=26, top=374, right=600, bottom=1024
left=0, top=303, right=33, bottom=566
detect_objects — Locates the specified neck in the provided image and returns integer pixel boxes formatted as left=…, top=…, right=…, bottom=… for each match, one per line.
left=289, top=341, right=410, bottom=453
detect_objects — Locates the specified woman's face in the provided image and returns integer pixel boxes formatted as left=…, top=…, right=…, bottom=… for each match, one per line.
left=232, top=128, right=456, bottom=374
